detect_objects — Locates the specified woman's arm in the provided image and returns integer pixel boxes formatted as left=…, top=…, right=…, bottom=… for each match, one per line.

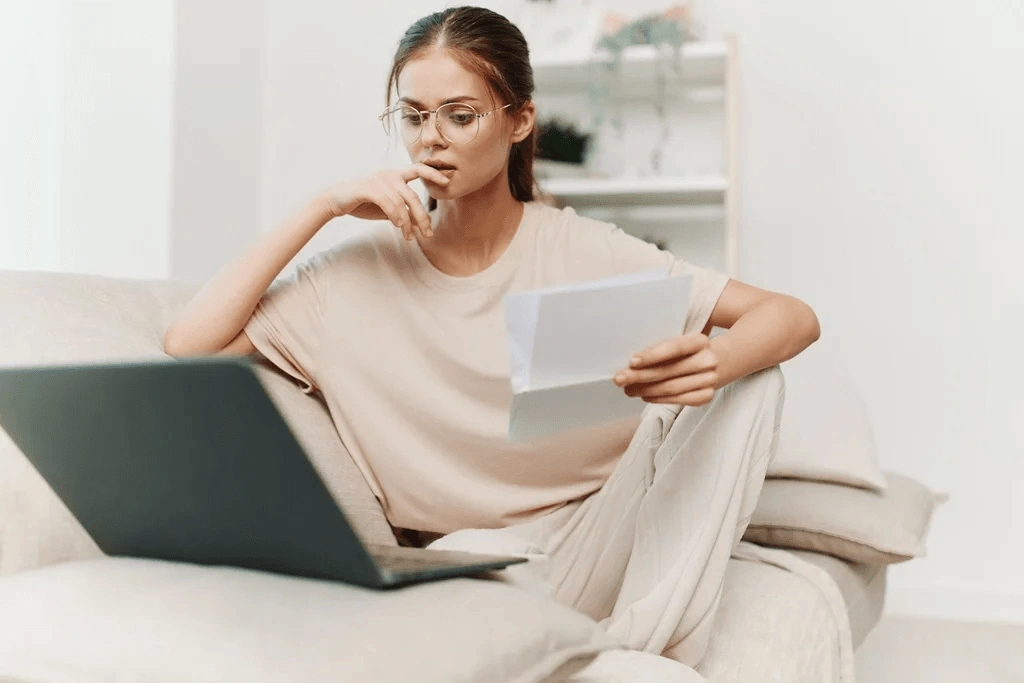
left=164, top=164, right=452, bottom=358
left=615, top=279, right=819, bottom=405
left=163, top=197, right=336, bottom=357
left=705, top=280, right=821, bottom=388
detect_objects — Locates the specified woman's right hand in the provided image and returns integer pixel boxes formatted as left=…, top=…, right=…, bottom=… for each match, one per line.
left=320, top=164, right=452, bottom=241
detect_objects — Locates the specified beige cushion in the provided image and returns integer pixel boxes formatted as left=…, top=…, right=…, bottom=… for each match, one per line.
left=0, top=557, right=617, bottom=683
left=772, top=348, right=887, bottom=491
left=0, top=270, right=394, bottom=576
left=788, top=550, right=887, bottom=649
left=568, top=650, right=704, bottom=682
left=743, top=472, right=948, bottom=565
left=697, top=554, right=854, bottom=682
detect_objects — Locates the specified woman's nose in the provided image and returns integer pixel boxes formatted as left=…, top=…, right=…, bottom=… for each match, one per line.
left=419, top=114, right=446, bottom=147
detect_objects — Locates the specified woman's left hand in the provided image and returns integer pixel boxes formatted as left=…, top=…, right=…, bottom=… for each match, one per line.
left=613, top=333, right=720, bottom=407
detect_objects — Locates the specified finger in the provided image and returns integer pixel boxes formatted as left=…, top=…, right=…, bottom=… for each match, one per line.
left=646, top=387, right=716, bottom=407
left=396, top=183, right=432, bottom=237
left=630, top=333, right=708, bottom=369
left=615, top=361, right=677, bottom=387
left=381, top=190, right=413, bottom=239
left=625, top=371, right=718, bottom=400
left=616, top=348, right=717, bottom=386
left=403, top=163, right=452, bottom=187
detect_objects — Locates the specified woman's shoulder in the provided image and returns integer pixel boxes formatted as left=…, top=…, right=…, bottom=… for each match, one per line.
left=293, top=221, right=405, bottom=281
left=526, top=199, right=673, bottom=276
left=528, top=199, right=647, bottom=253
left=529, top=199, right=614, bottom=235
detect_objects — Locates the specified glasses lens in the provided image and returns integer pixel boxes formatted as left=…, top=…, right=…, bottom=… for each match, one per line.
left=437, top=103, right=480, bottom=144
left=384, top=106, right=424, bottom=143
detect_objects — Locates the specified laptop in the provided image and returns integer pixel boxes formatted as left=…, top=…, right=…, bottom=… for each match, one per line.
left=0, top=357, right=527, bottom=588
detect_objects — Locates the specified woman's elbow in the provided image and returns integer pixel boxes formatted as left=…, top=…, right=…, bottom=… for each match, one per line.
left=163, top=325, right=187, bottom=357
left=802, top=301, right=821, bottom=345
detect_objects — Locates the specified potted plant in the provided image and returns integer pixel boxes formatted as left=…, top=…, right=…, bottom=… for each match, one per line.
left=586, top=5, right=697, bottom=175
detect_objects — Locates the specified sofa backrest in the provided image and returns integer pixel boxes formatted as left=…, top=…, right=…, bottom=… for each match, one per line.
left=0, top=269, right=394, bottom=576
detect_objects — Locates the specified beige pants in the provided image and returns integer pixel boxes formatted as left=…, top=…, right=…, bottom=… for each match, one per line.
left=428, top=365, right=786, bottom=669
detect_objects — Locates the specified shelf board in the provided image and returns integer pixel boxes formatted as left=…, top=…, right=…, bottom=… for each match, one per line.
left=532, top=40, right=728, bottom=91
left=538, top=174, right=728, bottom=207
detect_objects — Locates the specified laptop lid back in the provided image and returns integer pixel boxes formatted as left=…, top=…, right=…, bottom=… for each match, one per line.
left=0, top=357, right=383, bottom=587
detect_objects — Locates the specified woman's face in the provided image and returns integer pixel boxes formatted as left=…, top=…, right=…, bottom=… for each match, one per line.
left=395, top=47, right=532, bottom=204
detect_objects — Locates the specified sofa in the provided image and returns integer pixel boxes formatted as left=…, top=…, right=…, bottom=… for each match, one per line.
left=0, top=269, right=945, bottom=682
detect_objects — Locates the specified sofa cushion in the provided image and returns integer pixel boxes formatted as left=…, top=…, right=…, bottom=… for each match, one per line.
left=0, top=557, right=618, bottom=683
left=695, top=552, right=880, bottom=683
left=788, top=550, right=887, bottom=649
left=0, top=270, right=394, bottom=576
left=772, top=348, right=887, bottom=491
left=743, top=472, right=947, bottom=565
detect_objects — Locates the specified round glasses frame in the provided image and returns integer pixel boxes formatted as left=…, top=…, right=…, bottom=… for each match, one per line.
left=378, top=102, right=512, bottom=145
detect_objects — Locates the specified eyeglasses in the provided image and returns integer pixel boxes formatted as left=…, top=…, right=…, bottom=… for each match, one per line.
left=379, top=102, right=512, bottom=145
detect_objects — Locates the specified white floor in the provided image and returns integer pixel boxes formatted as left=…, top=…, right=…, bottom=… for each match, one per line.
left=854, top=616, right=1024, bottom=683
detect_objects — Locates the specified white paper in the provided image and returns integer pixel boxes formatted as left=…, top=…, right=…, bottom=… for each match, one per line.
left=503, top=271, right=692, bottom=441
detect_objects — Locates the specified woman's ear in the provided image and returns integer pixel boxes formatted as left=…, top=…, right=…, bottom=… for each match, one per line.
left=510, top=101, right=536, bottom=144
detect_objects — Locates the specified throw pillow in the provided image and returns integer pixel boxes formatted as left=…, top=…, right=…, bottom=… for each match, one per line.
left=743, top=472, right=948, bottom=565
left=0, top=557, right=620, bottom=683
left=771, top=346, right=888, bottom=492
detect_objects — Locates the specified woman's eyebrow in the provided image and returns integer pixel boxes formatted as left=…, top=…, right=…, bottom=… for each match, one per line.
left=398, top=95, right=483, bottom=106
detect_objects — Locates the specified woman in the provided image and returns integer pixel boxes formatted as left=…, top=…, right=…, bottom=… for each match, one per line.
left=165, top=5, right=819, bottom=669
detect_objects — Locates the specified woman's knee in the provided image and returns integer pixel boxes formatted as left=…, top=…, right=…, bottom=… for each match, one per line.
left=736, top=364, right=784, bottom=394
left=428, top=527, right=555, bottom=598
left=726, top=365, right=785, bottom=415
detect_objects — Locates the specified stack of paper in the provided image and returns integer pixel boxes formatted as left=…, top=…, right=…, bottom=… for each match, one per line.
left=503, top=271, right=692, bottom=441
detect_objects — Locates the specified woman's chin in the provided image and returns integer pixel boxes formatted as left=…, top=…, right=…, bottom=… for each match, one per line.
left=425, top=183, right=454, bottom=201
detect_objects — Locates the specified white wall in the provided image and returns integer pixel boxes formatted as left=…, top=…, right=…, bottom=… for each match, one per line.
left=55, top=0, right=175, bottom=279
left=258, top=0, right=1024, bottom=622
left=1, top=1, right=62, bottom=272
left=1, top=0, right=257, bottom=284
left=171, top=0, right=264, bottom=286
left=259, top=1, right=434, bottom=268
left=1, top=0, right=175, bottom=279
left=696, top=0, right=1024, bottom=622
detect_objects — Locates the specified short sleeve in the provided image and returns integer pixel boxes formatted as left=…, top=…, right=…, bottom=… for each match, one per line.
left=602, top=224, right=731, bottom=336
left=243, top=256, right=328, bottom=394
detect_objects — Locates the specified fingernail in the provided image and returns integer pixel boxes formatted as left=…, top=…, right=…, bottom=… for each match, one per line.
left=630, top=356, right=641, bottom=367
left=426, top=229, right=434, bottom=237
left=614, top=373, right=625, bottom=385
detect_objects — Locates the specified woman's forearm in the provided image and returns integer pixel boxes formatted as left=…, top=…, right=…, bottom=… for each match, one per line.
left=710, top=295, right=820, bottom=388
left=163, top=196, right=336, bottom=356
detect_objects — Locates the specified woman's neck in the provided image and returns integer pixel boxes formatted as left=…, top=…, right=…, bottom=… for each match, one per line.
left=423, top=177, right=525, bottom=276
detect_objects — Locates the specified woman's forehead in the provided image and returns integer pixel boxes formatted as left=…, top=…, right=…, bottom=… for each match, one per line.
left=396, top=48, right=491, bottom=106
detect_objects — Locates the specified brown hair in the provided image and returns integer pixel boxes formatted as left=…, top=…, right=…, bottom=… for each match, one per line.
left=385, top=6, right=536, bottom=210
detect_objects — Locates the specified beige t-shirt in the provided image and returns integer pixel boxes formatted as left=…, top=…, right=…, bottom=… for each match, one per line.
left=244, top=201, right=729, bottom=534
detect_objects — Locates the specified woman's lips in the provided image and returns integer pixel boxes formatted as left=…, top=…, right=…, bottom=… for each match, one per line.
left=428, top=167, right=456, bottom=180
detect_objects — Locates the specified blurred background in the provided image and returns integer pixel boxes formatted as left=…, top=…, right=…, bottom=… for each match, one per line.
left=1, top=0, right=1021, bottom=639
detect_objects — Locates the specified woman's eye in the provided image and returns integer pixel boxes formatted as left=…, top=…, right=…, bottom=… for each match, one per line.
left=448, top=113, right=475, bottom=125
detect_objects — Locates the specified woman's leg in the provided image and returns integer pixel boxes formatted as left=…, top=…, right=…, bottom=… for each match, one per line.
left=429, top=366, right=785, bottom=668
left=543, top=365, right=786, bottom=666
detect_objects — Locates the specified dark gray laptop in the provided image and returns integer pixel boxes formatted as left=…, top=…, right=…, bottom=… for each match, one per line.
left=0, top=357, right=526, bottom=588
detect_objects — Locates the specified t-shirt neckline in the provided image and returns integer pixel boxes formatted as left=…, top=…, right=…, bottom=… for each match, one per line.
left=408, top=201, right=535, bottom=291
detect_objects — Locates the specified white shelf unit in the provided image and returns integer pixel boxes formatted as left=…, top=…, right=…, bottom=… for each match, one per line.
left=531, top=37, right=740, bottom=277
left=532, top=40, right=729, bottom=91
left=540, top=174, right=728, bottom=208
